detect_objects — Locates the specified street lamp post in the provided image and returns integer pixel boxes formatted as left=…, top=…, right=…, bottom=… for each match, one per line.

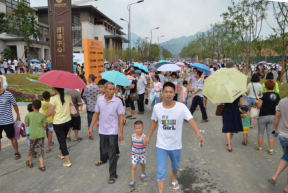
left=158, top=35, right=164, bottom=44
left=127, top=0, right=144, bottom=62
left=150, top=27, right=159, bottom=45
left=120, top=18, right=129, bottom=59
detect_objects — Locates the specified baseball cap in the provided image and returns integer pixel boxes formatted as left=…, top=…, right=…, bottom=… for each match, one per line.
left=135, top=70, right=142, bottom=75
left=241, top=105, right=249, bottom=111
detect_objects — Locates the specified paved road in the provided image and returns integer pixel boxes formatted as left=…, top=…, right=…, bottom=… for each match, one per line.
left=0, top=99, right=286, bottom=193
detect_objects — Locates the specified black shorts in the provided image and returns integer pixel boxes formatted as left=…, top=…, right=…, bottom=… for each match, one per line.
left=71, top=116, right=81, bottom=130
left=0, top=123, right=15, bottom=139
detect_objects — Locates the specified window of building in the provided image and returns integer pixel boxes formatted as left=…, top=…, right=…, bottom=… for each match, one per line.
left=6, top=0, right=30, bottom=13
left=72, top=13, right=82, bottom=47
left=94, top=37, right=98, bottom=40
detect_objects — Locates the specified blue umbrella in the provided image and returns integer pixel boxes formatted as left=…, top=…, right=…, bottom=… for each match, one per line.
left=158, top=60, right=171, bottom=63
left=101, top=71, right=131, bottom=87
left=190, top=63, right=210, bottom=73
left=31, top=59, right=40, bottom=63
left=133, top=63, right=149, bottom=73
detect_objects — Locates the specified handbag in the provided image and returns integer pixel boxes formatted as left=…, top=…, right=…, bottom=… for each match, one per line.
left=250, top=83, right=260, bottom=119
left=70, top=103, right=77, bottom=115
left=250, top=106, right=260, bottom=119
left=130, top=93, right=139, bottom=101
left=215, top=104, right=224, bottom=116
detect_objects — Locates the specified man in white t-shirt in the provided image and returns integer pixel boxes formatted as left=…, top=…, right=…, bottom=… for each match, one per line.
left=144, top=82, right=204, bottom=193
left=13, top=59, right=18, bottom=73
left=277, top=63, right=283, bottom=82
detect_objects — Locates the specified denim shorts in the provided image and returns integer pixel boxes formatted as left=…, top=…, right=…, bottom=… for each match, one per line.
left=278, top=135, right=288, bottom=163
left=247, top=97, right=257, bottom=106
left=156, top=147, right=181, bottom=181
left=45, top=122, right=54, bottom=131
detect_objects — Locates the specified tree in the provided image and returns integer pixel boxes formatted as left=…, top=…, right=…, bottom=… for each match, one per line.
left=0, top=13, right=8, bottom=33
left=163, top=48, right=172, bottom=59
left=222, top=0, right=268, bottom=74
left=1, top=48, right=14, bottom=59
left=149, top=44, right=160, bottom=61
left=270, top=2, right=288, bottom=82
left=6, top=1, right=42, bottom=60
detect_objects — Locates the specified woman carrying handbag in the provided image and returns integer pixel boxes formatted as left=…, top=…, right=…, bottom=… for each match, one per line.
left=246, top=73, right=262, bottom=128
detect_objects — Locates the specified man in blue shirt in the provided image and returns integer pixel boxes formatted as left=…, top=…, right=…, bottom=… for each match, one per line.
left=73, top=63, right=77, bottom=73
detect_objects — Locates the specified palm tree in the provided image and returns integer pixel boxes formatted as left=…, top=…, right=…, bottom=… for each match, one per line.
left=1, top=48, right=14, bottom=59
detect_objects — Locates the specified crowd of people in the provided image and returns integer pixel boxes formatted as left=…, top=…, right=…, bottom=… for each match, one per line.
left=0, top=59, right=288, bottom=193
left=0, top=58, right=52, bottom=75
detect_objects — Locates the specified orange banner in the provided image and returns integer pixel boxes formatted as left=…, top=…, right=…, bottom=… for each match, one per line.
left=83, top=38, right=104, bottom=84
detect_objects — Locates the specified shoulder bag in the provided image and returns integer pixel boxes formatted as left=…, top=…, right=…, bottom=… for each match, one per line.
left=250, top=83, right=260, bottom=119
left=70, top=103, right=77, bottom=115
left=215, top=104, right=225, bottom=116
left=130, top=80, right=139, bottom=101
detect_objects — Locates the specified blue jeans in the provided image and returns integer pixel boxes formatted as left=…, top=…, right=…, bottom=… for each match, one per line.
left=152, top=97, right=159, bottom=106
left=87, top=111, right=94, bottom=128
left=247, top=97, right=256, bottom=106
left=156, top=147, right=181, bottom=181
left=278, top=135, right=288, bottom=162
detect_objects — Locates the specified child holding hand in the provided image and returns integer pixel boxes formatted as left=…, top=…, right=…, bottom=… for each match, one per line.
left=130, top=120, right=146, bottom=188
left=240, top=105, right=251, bottom=146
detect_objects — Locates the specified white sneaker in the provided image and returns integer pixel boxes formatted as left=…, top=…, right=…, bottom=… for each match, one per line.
left=63, top=162, right=72, bottom=167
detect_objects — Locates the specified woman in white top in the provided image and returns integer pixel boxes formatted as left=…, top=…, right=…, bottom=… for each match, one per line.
left=0, top=71, right=8, bottom=89
left=246, top=73, right=262, bottom=128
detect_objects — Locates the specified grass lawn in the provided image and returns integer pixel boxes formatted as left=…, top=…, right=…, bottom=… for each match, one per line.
left=5, top=74, right=53, bottom=95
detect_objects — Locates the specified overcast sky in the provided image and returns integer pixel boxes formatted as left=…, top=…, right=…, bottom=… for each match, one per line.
left=31, top=0, right=277, bottom=43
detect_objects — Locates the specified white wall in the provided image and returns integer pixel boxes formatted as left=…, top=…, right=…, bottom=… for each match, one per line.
left=94, top=25, right=113, bottom=48
left=0, top=2, right=6, bottom=13
left=82, top=21, right=95, bottom=40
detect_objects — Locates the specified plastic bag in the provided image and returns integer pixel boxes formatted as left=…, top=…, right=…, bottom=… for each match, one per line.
left=145, top=98, right=152, bottom=110
left=14, top=121, right=26, bottom=140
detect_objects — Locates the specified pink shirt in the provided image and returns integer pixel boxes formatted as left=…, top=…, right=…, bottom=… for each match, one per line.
left=153, top=82, right=163, bottom=97
left=95, top=95, right=125, bottom=135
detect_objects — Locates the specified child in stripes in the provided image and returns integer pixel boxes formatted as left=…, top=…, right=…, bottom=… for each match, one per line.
left=129, top=120, right=146, bottom=188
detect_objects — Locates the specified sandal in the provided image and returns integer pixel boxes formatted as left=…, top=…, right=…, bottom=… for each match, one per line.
left=58, top=154, right=64, bottom=159
left=126, top=115, right=132, bottom=118
left=95, top=160, right=107, bottom=166
left=242, top=142, right=247, bottom=146
left=26, top=160, right=33, bottom=168
left=66, top=137, right=71, bottom=141
left=124, top=119, right=128, bottom=125
left=38, top=166, right=46, bottom=171
left=108, top=175, right=118, bottom=184
left=171, top=181, right=180, bottom=190
left=117, top=154, right=120, bottom=161
left=89, top=136, right=94, bottom=140
left=14, top=153, right=21, bottom=160
left=268, top=179, right=276, bottom=186
left=73, top=137, right=83, bottom=142
left=200, top=120, right=209, bottom=123
left=50, top=142, right=54, bottom=146
left=129, top=181, right=136, bottom=188
left=130, top=117, right=137, bottom=120
left=46, top=149, right=52, bottom=153
left=140, top=173, right=146, bottom=180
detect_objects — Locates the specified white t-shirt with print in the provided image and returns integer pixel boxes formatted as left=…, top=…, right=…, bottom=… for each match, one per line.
left=151, top=102, right=193, bottom=150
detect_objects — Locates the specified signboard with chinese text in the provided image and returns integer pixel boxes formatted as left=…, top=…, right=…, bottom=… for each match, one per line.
left=83, top=38, right=104, bottom=84
left=48, top=0, right=73, bottom=72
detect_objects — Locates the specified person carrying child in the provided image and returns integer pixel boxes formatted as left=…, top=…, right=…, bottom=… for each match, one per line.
left=25, top=100, right=47, bottom=171
left=240, top=105, right=251, bottom=146
left=129, top=120, right=146, bottom=188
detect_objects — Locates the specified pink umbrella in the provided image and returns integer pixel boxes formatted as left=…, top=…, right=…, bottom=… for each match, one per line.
left=175, top=62, right=185, bottom=66
left=39, top=70, right=86, bottom=89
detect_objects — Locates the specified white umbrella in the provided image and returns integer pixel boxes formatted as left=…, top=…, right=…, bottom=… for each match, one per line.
left=175, top=62, right=185, bottom=66
left=157, top=64, right=181, bottom=72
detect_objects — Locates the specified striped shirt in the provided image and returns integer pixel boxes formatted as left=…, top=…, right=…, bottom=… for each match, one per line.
left=0, top=91, right=17, bottom=125
left=131, top=134, right=146, bottom=156
left=195, top=78, right=204, bottom=97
